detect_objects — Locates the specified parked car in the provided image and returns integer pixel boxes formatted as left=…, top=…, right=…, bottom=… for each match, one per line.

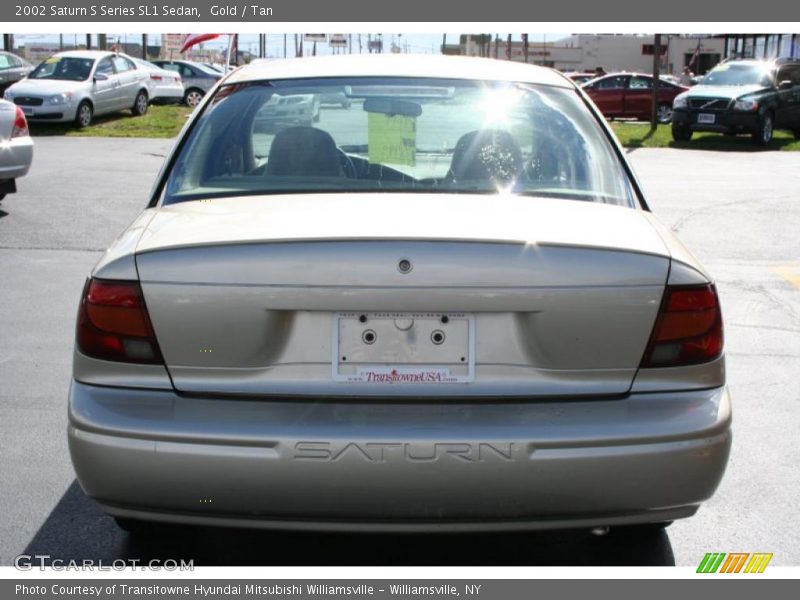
left=3, top=51, right=150, bottom=127
left=131, top=58, right=184, bottom=104
left=151, top=59, right=222, bottom=107
left=0, top=99, right=33, bottom=201
left=582, top=72, right=688, bottom=123
left=203, top=62, right=234, bottom=75
left=0, top=50, right=33, bottom=93
left=319, top=89, right=352, bottom=108
left=564, top=71, right=596, bottom=85
left=68, top=55, right=730, bottom=536
left=672, top=57, right=800, bottom=145
left=254, top=92, right=321, bottom=131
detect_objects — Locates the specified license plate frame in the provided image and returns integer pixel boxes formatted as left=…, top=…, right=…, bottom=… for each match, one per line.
left=697, top=112, right=716, bottom=124
left=21, top=107, right=33, bottom=117
left=332, top=312, right=475, bottom=384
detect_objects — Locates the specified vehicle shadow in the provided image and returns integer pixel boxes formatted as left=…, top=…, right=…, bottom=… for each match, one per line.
left=667, top=136, right=798, bottom=152
left=27, top=113, right=133, bottom=136
left=21, top=481, right=675, bottom=566
left=620, top=122, right=798, bottom=152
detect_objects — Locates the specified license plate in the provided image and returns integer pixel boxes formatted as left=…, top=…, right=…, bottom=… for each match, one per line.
left=21, top=107, right=33, bottom=116
left=332, top=312, right=475, bottom=384
left=697, top=113, right=715, bottom=124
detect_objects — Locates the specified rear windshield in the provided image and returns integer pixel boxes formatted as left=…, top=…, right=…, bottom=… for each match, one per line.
left=163, top=77, right=636, bottom=206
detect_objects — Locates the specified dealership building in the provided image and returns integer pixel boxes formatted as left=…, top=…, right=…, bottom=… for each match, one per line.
left=452, top=33, right=800, bottom=75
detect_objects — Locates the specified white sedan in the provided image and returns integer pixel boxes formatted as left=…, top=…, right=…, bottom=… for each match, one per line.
left=131, top=58, right=184, bottom=104
left=3, top=50, right=150, bottom=128
left=0, top=98, right=33, bottom=201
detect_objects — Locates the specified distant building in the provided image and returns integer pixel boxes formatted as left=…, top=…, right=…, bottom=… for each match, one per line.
left=454, top=33, right=799, bottom=76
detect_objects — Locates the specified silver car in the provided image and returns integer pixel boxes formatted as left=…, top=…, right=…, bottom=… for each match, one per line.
left=0, top=50, right=33, bottom=93
left=150, top=59, right=222, bottom=107
left=0, top=98, right=33, bottom=201
left=3, top=50, right=150, bottom=128
left=69, top=55, right=731, bottom=535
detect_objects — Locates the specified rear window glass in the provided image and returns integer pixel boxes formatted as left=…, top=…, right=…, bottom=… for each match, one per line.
left=163, top=77, right=635, bottom=207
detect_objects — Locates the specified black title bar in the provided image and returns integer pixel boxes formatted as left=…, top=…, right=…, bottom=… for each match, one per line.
left=3, top=0, right=800, bottom=22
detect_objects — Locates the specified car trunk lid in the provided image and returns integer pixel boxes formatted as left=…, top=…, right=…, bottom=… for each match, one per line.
left=136, top=194, right=669, bottom=397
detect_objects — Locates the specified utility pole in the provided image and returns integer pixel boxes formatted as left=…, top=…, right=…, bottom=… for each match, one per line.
left=506, top=34, right=512, bottom=60
left=494, top=34, right=499, bottom=59
left=141, top=34, right=147, bottom=58
left=283, top=34, right=287, bottom=58
left=85, top=34, right=91, bottom=50
left=522, top=33, right=529, bottom=63
left=59, top=34, right=64, bottom=51
left=650, top=34, right=662, bottom=131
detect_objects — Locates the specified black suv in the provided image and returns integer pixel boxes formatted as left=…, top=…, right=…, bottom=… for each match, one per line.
left=671, top=57, right=800, bottom=146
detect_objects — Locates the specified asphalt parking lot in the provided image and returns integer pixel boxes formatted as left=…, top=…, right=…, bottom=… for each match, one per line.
left=0, top=137, right=799, bottom=566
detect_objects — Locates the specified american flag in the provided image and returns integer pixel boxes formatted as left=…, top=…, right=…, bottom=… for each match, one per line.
left=180, top=33, right=221, bottom=54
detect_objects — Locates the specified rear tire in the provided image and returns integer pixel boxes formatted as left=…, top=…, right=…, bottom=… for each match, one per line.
left=656, top=102, right=673, bottom=124
left=184, top=88, right=204, bottom=108
left=671, top=123, right=693, bottom=141
left=114, top=517, right=156, bottom=535
left=617, top=521, right=673, bottom=536
left=75, top=101, right=93, bottom=128
left=753, top=112, right=774, bottom=146
left=131, top=90, right=149, bottom=116
left=114, top=516, right=189, bottom=537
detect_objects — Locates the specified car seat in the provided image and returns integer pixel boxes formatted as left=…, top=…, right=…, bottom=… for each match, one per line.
left=265, top=126, right=344, bottom=178
left=447, top=129, right=523, bottom=185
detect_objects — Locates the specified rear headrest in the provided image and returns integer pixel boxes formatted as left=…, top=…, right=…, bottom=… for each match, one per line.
left=265, top=126, right=343, bottom=177
left=448, top=129, right=523, bottom=184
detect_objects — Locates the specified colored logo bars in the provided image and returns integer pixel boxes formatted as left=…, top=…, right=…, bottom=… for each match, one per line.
left=697, top=553, right=773, bottom=573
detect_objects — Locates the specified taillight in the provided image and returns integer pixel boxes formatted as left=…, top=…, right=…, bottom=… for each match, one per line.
left=640, top=283, right=723, bottom=368
left=12, top=106, right=28, bottom=138
left=149, top=74, right=163, bottom=81
left=76, top=278, right=164, bottom=364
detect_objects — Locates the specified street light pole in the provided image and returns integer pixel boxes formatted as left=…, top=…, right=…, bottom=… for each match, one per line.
left=650, top=33, right=662, bottom=131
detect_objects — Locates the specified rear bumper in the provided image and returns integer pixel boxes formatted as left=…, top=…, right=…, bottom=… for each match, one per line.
left=68, top=380, right=732, bottom=531
left=0, top=135, right=33, bottom=181
left=673, top=109, right=760, bottom=134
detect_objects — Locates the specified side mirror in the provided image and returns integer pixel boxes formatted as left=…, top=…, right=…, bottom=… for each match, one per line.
left=778, top=79, right=794, bottom=90
left=93, top=72, right=109, bottom=82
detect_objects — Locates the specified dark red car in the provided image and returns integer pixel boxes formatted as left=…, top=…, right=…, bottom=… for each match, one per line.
left=581, top=73, right=688, bottom=123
